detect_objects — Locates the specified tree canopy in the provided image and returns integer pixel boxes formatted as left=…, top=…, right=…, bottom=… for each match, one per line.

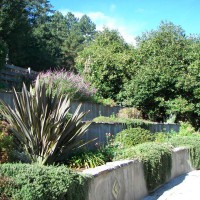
left=1, top=2, right=200, bottom=128
left=76, top=28, right=135, bottom=100
left=0, top=0, right=96, bottom=71
left=121, top=22, right=200, bottom=126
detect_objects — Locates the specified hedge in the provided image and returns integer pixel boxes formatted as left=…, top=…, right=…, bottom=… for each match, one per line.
left=0, top=163, right=91, bottom=200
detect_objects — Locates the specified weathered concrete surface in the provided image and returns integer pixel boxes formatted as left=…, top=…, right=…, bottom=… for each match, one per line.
left=82, top=160, right=148, bottom=200
left=143, top=170, right=200, bottom=200
left=82, top=148, right=194, bottom=200
left=170, top=147, right=193, bottom=179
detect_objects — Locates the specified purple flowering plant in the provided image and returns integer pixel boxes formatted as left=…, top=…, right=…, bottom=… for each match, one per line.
left=39, top=69, right=97, bottom=101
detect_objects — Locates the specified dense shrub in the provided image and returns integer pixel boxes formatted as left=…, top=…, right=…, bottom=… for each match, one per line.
left=39, top=69, right=97, bottom=101
left=178, top=121, right=197, bottom=136
left=114, top=127, right=153, bottom=149
left=114, top=142, right=172, bottom=191
left=168, top=136, right=200, bottom=169
left=0, top=163, right=91, bottom=200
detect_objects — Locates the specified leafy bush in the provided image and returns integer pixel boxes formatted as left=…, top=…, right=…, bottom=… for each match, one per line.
left=0, top=163, right=91, bottom=200
left=0, top=76, right=90, bottom=165
left=178, top=121, right=197, bottom=136
left=39, top=69, right=97, bottom=101
left=114, top=128, right=153, bottom=149
left=114, top=142, right=172, bottom=191
left=168, top=136, right=200, bottom=169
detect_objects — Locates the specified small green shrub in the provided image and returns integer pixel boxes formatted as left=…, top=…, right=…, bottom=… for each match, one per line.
left=67, top=133, right=117, bottom=169
left=168, top=136, right=200, bottom=169
left=114, top=142, right=172, bottom=191
left=153, top=132, right=176, bottom=143
left=178, top=121, right=197, bottom=136
left=114, top=127, right=153, bottom=149
left=67, top=151, right=105, bottom=169
left=0, top=163, right=91, bottom=200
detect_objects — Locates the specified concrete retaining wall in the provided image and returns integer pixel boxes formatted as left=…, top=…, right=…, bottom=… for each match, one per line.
left=0, top=91, right=121, bottom=121
left=82, top=148, right=194, bottom=200
left=83, top=122, right=180, bottom=149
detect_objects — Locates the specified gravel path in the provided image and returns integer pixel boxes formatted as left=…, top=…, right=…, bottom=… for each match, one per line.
left=143, top=170, right=200, bottom=200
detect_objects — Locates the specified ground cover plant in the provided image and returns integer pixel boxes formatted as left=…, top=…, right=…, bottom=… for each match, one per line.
left=114, top=142, right=172, bottom=191
left=168, top=136, right=200, bottom=169
left=0, top=163, right=91, bottom=200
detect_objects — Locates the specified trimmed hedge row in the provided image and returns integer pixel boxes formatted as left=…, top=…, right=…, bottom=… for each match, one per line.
left=0, top=163, right=91, bottom=200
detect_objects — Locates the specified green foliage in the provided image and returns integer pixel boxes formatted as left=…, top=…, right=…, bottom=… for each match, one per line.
left=0, top=163, right=91, bottom=200
left=114, top=128, right=153, bottom=149
left=121, top=21, right=200, bottom=126
left=0, top=1, right=96, bottom=71
left=114, top=142, right=172, bottom=191
left=178, top=121, right=196, bottom=136
left=153, top=132, right=174, bottom=143
left=76, top=28, right=134, bottom=100
left=0, top=76, right=90, bottom=165
left=67, top=133, right=117, bottom=169
left=67, top=150, right=105, bottom=169
left=168, top=136, right=200, bottom=169
left=0, top=39, right=7, bottom=69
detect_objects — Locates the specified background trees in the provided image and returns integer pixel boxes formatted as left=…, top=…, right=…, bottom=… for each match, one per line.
left=120, top=22, right=200, bottom=126
left=0, top=39, right=7, bottom=69
left=76, top=28, right=134, bottom=101
left=0, top=0, right=96, bottom=71
left=1, top=1, right=200, bottom=127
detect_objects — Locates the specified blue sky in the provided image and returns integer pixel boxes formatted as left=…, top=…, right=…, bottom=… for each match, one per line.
left=49, top=0, right=200, bottom=45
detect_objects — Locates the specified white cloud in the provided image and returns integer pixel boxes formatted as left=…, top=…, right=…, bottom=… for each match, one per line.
left=59, top=9, right=137, bottom=45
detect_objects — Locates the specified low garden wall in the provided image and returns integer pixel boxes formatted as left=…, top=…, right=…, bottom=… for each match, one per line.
left=82, top=147, right=193, bottom=200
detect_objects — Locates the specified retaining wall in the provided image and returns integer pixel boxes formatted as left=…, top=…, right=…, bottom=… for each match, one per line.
left=0, top=91, right=121, bottom=121
left=82, top=147, right=194, bottom=200
left=83, top=122, right=180, bottom=149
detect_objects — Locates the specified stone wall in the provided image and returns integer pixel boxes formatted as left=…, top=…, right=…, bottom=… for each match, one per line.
left=82, top=148, right=193, bottom=200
